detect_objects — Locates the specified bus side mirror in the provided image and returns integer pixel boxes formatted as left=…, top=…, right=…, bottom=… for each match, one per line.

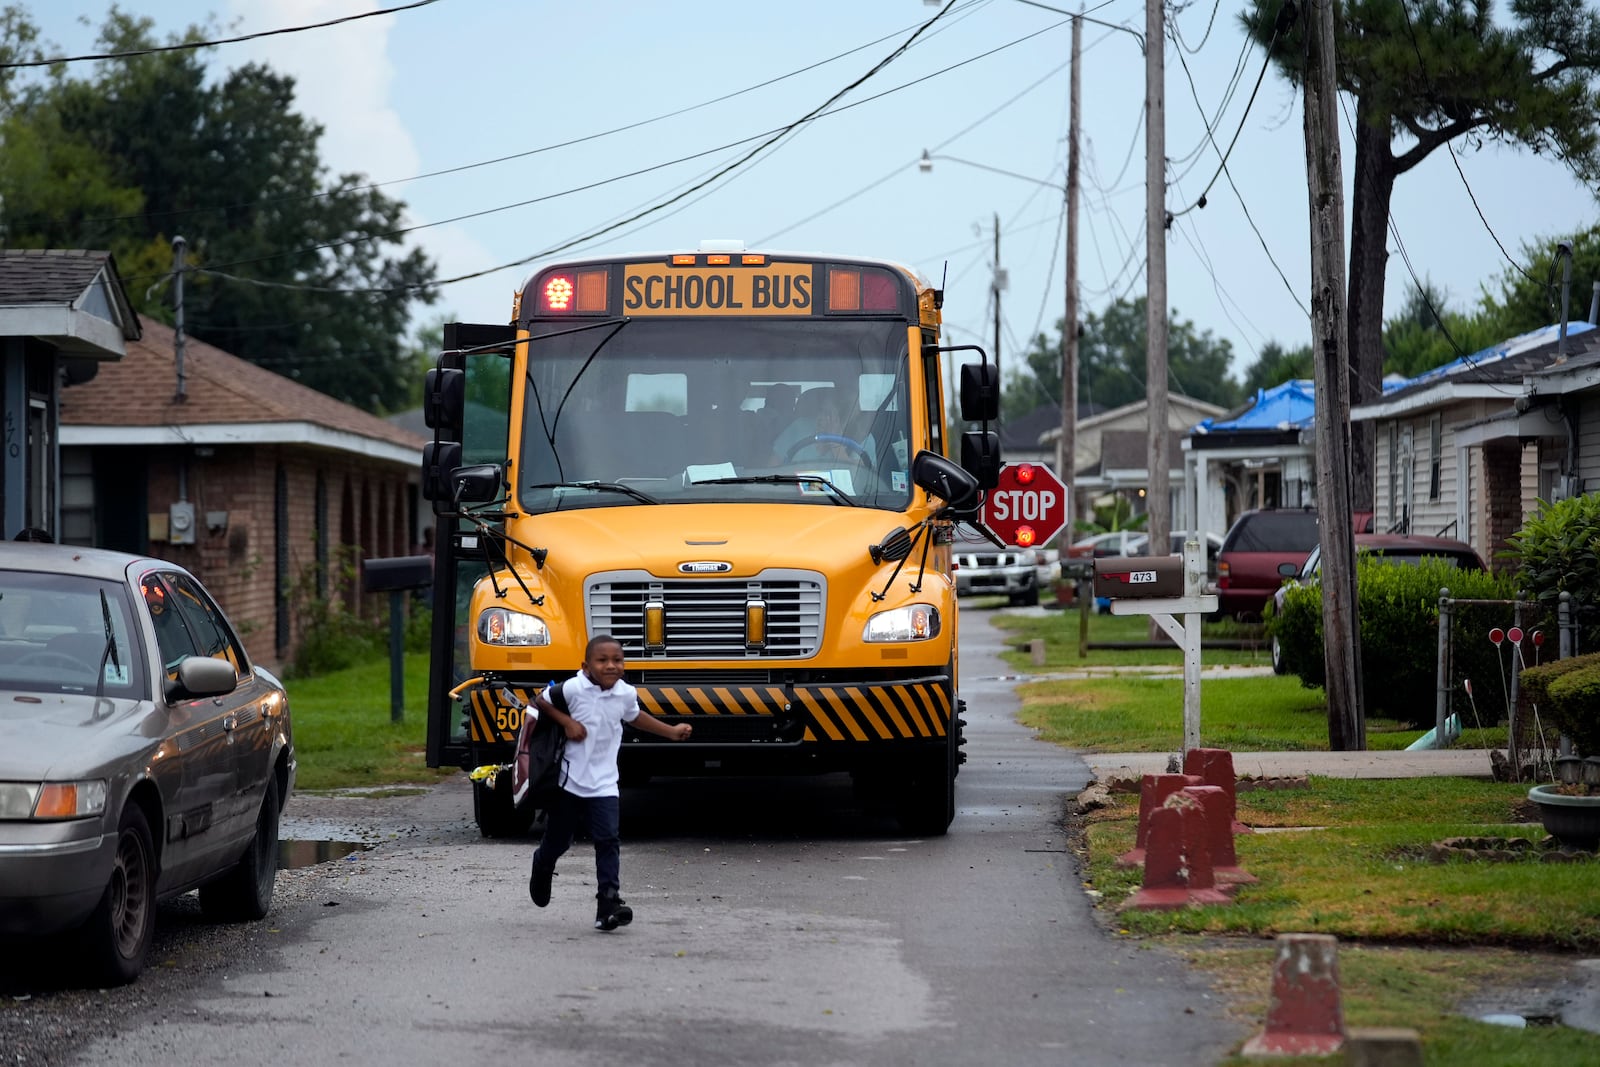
left=450, top=463, right=505, bottom=505
left=959, top=362, right=999, bottom=422
left=912, top=450, right=980, bottom=510
left=960, top=430, right=1001, bottom=489
left=424, top=368, right=464, bottom=432
left=422, top=441, right=462, bottom=506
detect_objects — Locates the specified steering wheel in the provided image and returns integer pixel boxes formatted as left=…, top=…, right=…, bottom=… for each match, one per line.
left=15, top=651, right=92, bottom=672
left=782, top=433, right=873, bottom=465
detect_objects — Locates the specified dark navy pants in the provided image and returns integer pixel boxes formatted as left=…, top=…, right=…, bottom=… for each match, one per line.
left=532, top=790, right=620, bottom=895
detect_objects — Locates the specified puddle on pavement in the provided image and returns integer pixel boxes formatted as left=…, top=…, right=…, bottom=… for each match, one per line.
left=279, top=839, right=371, bottom=870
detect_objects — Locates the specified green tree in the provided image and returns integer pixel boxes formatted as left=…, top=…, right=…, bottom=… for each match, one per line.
left=1381, top=280, right=1505, bottom=378
left=1243, top=0, right=1600, bottom=511
left=0, top=9, right=437, bottom=412
left=1480, top=223, right=1600, bottom=337
left=1015, top=297, right=1242, bottom=415
left=1239, top=340, right=1314, bottom=395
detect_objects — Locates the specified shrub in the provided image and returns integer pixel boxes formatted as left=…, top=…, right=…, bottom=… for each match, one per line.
left=1520, top=651, right=1600, bottom=756
left=1266, top=556, right=1517, bottom=728
left=1506, top=493, right=1600, bottom=650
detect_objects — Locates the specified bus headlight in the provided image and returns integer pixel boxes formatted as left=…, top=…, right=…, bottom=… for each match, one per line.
left=477, top=607, right=551, bottom=646
left=863, top=604, right=940, bottom=642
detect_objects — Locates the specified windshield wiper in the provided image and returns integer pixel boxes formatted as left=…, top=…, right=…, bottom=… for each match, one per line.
left=96, top=588, right=122, bottom=701
left=527, top=480, right=661, bottom=505
left=694, top=475, right=856, bottom=506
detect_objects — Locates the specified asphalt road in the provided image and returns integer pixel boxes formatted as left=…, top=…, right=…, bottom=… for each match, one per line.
left=31, top=610, right=1248, bottom=1066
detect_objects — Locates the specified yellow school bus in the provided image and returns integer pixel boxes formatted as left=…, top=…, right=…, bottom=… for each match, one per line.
left=421, top=244, right=999, bottom=836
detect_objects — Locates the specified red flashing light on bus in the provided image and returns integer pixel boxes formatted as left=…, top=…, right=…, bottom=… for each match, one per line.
left=541, top=269, right=609, bottom=313
left=1015, top=525, right=1037, bottom=548
left=544, top=275, right=574, bottom=310
left=1014, top=464, right=1036, bottom=485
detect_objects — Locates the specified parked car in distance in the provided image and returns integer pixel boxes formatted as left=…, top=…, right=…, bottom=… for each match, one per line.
left=1061, top=529, right=1146, bottom=579
left=1269, top=533, right=1487, bottom=673
left=1214, top=507, right=1322, bottom=619
left=0, top=544, right=295, bottom=987
left=951, top=525, right=1039, bottom=606
left=1130, top=530, right=1224, bottom=574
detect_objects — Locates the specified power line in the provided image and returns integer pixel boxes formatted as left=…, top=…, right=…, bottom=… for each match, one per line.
left=148, top=0, right=965, bottom=298
left=1169, top=32, right=1308, bottom=321
left=0, top=0, right=441, bottom=70
left=1395, top=0, right=1542, bottom=292
left=1168, top=6, right=1291, bottom=220
left=79, top=1, right=993, bottom=228
left=133, top=1, right=1064, bottom=294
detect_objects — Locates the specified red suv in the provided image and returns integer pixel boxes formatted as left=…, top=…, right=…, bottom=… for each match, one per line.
left=1214, top=507, right=1320, bottom=619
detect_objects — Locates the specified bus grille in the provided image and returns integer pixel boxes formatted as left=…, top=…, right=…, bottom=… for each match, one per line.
left=586, top=570, right=824, bottom=659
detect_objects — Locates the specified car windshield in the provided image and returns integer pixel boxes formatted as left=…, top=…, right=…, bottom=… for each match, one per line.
left=1224, top=512, right=1321, bottom=552
left=517, top=318, right=914, bottom=512
left=0, top=570, right=146, bottom=697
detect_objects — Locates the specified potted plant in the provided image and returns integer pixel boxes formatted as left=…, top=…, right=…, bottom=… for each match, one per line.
left=1520, top=650, right=1600, bottom=850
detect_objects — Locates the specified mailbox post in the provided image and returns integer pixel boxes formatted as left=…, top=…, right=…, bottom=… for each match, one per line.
left=1093, top=541, right=1217, bottom=754
left=362, top=555, right=434, bottom=724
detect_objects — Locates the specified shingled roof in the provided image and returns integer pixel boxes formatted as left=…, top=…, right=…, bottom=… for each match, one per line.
left=59, top=316, right=426, bottom=463
left=0, top=249, right=139, bottom=358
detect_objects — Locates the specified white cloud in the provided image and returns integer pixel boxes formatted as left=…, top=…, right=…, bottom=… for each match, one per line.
left=222, top=0, right=418, bottom=183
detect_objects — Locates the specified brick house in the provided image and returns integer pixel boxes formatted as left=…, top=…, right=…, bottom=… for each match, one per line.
left=59, top=315, right=427, bottom=671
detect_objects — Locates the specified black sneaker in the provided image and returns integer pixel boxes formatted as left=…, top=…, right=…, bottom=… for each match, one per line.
left=594, top=889, right=633, bottom=931
left=529, top=857, right=554, bottom=908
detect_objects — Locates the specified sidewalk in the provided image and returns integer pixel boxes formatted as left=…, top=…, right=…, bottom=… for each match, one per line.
left=1084, top=747, right=1499, bottom=782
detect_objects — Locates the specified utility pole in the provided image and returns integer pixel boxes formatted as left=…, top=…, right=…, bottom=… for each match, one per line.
left=993, top=212, right=1002, bottom=390
left=173, top=235, right=187, bottom=403
left=1144, top=0, right=1170, bottom=559
left=1059, top=12, right=1081, bottom=532
left=1304, top=0, right=1364, bottom=750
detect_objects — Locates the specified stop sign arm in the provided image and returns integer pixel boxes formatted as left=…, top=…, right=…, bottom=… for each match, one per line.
left=964, top=518, right=1007, bottom=549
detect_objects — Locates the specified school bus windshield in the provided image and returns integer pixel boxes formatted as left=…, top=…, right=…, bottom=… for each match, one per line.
left=516, top=317, right=915, bottom=512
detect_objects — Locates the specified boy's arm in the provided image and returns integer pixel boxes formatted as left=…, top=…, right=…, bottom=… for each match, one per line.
left=533, top=688, right=587, bottom=742
left=629, top=709, right=691, bottom=742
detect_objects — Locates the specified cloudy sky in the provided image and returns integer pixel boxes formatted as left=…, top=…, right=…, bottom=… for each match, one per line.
left=29, top=0, right=1599, bottom=398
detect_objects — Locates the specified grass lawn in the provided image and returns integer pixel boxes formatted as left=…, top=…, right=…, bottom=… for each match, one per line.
left=983, top=602, right=1600, bottom=1061
left=281, top=651, right=455, bottom=792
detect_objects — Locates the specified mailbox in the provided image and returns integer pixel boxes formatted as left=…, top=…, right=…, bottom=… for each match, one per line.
left=362, top=554, right=433, bottom=593
left=1093, top=555, right=1185, bottom=599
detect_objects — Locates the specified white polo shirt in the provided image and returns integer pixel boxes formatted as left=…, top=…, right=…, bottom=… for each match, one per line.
left=544, top=670, right=640, bottom=799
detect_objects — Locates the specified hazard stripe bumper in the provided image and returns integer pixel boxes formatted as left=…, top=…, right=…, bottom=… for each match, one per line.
left=463, top=678, right=951, bottom=745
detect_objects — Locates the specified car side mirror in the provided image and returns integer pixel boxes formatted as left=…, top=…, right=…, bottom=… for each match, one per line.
left=168, top=655, right=237, bottom=702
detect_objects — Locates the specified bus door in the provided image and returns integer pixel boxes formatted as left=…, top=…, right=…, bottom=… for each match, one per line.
left=422, top=322, right=515, bottom=769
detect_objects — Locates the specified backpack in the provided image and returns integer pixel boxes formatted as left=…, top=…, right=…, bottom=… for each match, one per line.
left=510, top=690, right=568, bottom=815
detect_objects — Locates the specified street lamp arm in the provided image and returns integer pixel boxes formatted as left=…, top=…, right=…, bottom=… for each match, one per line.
left=919, top=151, right=1065, bottom=194
left=1008, top=0, right=1146, bottom=55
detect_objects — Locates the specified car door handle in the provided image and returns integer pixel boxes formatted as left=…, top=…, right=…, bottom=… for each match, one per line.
left=222, top=714, right=238, bottom=732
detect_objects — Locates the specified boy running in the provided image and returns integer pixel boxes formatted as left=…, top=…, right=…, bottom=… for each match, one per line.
left=527, top=634, right=691, bottom=930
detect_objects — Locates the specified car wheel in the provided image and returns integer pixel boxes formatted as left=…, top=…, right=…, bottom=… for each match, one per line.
left=1271, top=634, right=1287, bottom=675
left=79, top=804, right=156, bottom=987
left=200, top=775, right=280, bottom=921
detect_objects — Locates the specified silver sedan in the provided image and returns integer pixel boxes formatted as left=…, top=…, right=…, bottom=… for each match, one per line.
left=0, top=544, right=294, bottom=986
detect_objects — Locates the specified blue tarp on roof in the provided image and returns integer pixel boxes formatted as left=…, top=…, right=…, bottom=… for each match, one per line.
left=1392, top=320, right=1595, bottom=388
left=1194, top=379, right=1315, bottom=433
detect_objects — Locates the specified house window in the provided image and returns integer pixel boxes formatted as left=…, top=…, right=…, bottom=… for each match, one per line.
left=1428, top=415, right=1442, bottom=501
left=59, top=447, right=95, bottom=546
